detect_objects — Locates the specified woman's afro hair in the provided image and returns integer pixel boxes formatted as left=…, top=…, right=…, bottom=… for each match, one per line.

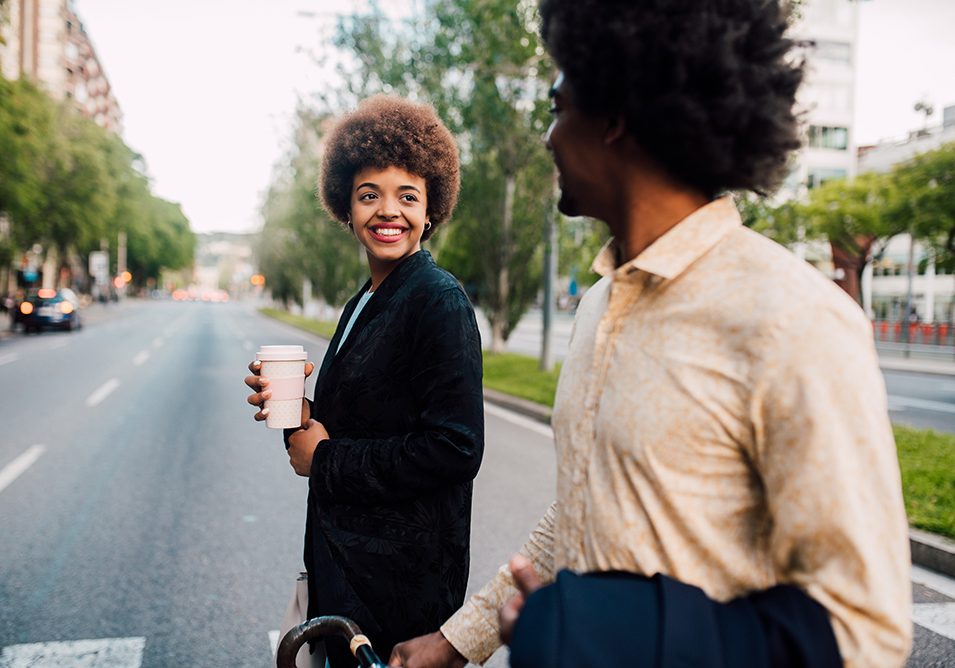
left=320, top=95, right=460, bottom=240
left=539, top=0, right=804, bottom=197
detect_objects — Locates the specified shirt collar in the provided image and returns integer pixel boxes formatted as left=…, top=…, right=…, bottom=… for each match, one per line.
left=591, top=196, right=742, bottom=280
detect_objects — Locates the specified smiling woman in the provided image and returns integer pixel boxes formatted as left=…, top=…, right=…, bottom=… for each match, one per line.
left=245, top=95, right=484, bottom=668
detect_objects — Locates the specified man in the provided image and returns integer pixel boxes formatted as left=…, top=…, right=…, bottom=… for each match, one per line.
left=390, top=0, right=912, bottom=666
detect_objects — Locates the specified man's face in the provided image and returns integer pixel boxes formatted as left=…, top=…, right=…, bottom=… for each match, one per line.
left=544, top=73, right=608, bottom=218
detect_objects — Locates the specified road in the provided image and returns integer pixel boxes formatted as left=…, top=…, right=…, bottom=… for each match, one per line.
left=0, top=300, right=952, bottom=667
left=481, top=308, right=955, bottom=434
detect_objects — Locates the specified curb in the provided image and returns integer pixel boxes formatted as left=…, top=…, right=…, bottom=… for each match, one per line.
left=879, top=358, right=955, bottom=377
left=910, top=529, right=955, bottom=579
left=481, top=391, right=955, bottom=580
left=483, top=388, right=551, bottom=425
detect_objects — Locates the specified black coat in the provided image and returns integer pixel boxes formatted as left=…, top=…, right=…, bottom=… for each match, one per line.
left=292, top=250, right=484, bottom=663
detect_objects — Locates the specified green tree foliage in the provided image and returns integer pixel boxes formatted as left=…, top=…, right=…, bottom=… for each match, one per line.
left=256, top=110, right=366, bottom=309
left=797, top=172, right=903, bottom=302
left=330, top=0, right=556, bottom=351
left=894, top=143, right=955, bottom=266
left=0, top=78, right=194, bottom=288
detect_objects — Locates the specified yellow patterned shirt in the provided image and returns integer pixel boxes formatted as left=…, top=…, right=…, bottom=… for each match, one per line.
left=440, top=196, right=912, bottom=667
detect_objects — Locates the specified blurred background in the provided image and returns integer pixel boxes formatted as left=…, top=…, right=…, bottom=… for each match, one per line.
left=1, top=0, right=954, bottom=666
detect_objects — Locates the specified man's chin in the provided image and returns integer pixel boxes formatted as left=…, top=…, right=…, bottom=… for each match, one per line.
left=556, top=191, right=579, bottom=218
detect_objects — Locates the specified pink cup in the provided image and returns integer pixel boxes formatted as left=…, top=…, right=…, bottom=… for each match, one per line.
left=256, top=345, right=308, bottom=429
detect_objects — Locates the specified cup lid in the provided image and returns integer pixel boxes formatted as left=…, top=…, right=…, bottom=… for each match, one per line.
left=256, top=344, right=307, bottom=362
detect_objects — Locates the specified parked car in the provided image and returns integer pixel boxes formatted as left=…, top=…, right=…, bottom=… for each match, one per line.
left=18, top=288, right=83, bottom=333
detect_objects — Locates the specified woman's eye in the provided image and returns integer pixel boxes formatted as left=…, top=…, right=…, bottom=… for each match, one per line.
left=400, top=194, right=418, bottom=202
left=358, top=192, right=377, bottom=201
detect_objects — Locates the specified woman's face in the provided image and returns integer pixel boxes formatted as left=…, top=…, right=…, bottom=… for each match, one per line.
left=350, top=165, right=428, bottom=273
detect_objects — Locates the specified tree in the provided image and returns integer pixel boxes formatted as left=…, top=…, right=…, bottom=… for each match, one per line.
left=0, top=78, right=194, bottom=290
left=895, top=143, right=955, bottom=267
left=330, top=0, right=556, bottom=351
left=257, top=109, right=366, bottom=309
left=797, top=172, right=903, bottom=303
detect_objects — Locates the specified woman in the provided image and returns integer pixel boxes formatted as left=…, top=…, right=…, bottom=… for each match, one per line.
left=245, top=96, right=484, bottom=667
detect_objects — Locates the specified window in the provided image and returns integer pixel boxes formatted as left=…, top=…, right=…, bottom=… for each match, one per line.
left=808, top=125, right=849, bottom=150
left=806, top=168, right=847, bottom=189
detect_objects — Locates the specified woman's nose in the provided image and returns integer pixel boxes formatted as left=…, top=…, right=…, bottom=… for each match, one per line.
left=377, top=199, right=399, bottom=218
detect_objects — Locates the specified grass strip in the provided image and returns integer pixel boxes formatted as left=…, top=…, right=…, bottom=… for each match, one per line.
left=259, top=307, right=338, bottom=340
left=482, top=352, right=561, bottom=407
left=894, top=425, right=955, bottom=540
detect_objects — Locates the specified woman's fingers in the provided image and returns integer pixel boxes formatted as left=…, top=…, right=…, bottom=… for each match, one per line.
left=248, top=360, right=261, bottom=375
left=244, top=374, right=269, bottom=391
left=304, top=361, right=315, bottom=378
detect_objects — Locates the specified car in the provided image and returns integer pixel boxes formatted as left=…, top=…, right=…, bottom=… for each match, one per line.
left=18, top=288, right=83, bottom=333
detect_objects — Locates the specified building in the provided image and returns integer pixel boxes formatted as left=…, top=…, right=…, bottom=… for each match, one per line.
left=859, top=105, right=955, bottom=324
left=0, top=0, right=122, bottom=133
left=783, top=0, right=861, bottom=201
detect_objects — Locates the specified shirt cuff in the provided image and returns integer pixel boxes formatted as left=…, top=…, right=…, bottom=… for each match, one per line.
left=440, top=604, right=502, bottom=666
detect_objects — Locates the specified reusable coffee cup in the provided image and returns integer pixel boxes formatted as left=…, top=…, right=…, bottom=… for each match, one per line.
left=256, top=345, right=308, bottom=429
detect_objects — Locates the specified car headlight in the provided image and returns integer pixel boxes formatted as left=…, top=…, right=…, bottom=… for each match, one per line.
left=20, top=302, right=33, bottom=315
left=60, top=302, right=74, bottom=314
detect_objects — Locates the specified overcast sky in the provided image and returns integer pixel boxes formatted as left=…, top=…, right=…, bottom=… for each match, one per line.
left=75, top=0, right=955, bottom=236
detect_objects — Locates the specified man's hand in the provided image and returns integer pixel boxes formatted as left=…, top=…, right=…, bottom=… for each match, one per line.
left=287, top=419, right=328, bottom=476
left=388, top=630, right=466, bottom=668
left=499, top=554, right=542, bottom=646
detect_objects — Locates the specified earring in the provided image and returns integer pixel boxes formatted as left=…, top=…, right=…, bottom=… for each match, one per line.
left=346, top=217, right=353, bottom=229
left=424, top=221, right=432, bottom=231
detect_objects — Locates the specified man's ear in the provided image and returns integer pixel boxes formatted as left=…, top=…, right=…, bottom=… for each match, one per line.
left=604, top=115, right=626, bottom=145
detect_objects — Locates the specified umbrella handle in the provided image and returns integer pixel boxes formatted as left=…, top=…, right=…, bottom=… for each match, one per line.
left=276, top=615, right=387, bottom=668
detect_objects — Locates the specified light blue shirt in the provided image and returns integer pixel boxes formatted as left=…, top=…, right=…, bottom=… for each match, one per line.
left=336, top=290, right=374, bottom=354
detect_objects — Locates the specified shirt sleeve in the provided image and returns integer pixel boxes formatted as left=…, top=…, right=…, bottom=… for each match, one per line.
left=750, top=300, right=912, bottom=668
left=308, top=286, right=484, bottom=505
left=440, top=501, right=559, bottom=665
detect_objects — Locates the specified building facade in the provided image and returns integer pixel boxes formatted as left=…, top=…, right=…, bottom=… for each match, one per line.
left=783, top=0, right=861, bottom=201
left=0, top=0, right=122, bottom=133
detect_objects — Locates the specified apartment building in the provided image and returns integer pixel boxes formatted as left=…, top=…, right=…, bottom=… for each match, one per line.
left=0, top=0, right=122, bottom=133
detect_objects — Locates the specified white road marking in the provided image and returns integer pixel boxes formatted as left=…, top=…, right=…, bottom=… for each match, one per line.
left=152, top=337, right=164, bottom=349
left=0, top=445, right=46, bottom=494
left=132, top=350, right=150, bottom=366
left=484, top=401, right=554, bottom=439
left=269, top=630, right=279, bottom=657
left=913, top=603, right=955, bottom=642
left=0, top=636, right=144, bottom=667
left=0, top=352, right=18, bottom=366
left=887, top=395, right=955, bottom=414
left=86, top=379, right=121, bottom=407
left=913, top=564, right=955, bottom=600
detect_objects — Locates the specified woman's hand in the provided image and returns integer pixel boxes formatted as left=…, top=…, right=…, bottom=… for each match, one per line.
left=288, top=419, right=329, bottom=476
left=244, top=359, right=315, bottom=423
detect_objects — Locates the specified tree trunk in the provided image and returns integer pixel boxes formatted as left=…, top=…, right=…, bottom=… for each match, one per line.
left=491, top=174, right=516, bottom=353
left=830, top=234, right=874, bottom=304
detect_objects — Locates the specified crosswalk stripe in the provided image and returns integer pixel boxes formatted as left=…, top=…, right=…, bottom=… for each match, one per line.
left=0, top=637, right=145, bottom=667
left=913, top=603, right=955, bottom=642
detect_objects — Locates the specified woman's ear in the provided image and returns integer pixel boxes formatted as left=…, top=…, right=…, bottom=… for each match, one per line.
left=604, top=115, right=626, bottom=145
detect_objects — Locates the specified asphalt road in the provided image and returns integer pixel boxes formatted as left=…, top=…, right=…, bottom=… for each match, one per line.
left=0, top=300, right=953, bottom=667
